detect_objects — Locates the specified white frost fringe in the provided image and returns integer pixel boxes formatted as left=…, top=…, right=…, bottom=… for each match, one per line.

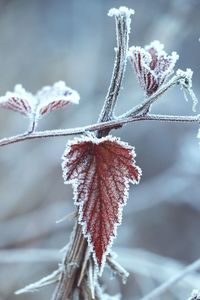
left=177, top=69, right=198, bottom=112
left=62, top=135, right=142, bottom=276
left=108, top=6, right=135, bottom=36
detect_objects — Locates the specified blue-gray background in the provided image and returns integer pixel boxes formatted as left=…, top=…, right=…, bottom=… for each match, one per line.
left=0, top=0, right=200, bottom=299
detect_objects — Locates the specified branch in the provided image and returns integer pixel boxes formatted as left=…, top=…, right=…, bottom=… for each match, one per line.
left=1, top=60, right=199, bottom=149
left=16, top=268, right=61, bottom=294
left=139, top=114, right=200, bottom=123
left=140, top=257, right=200, bottom=300
left=120, top=71, right=193, bottom=118
left=0, top=113, right=199, bottom=147
left=98, top=7, right=134, bottom=123
left=107, top=255, right=129, bottom=284
left=51, top=223, right=88, bottom=300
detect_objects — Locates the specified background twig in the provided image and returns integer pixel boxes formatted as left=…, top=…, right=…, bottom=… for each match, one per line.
left=140, top=258, right=200, bottom=300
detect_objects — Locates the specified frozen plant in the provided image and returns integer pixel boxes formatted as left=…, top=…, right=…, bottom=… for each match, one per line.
left=128, top=41, right=179, bottom=96
left=0, top=6, right=200, bottom=300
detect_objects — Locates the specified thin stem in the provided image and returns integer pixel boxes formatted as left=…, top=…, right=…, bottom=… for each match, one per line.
left=107, top=255, right=129, bottom=284
left=16, top=268, right=61, bottom=294
left=140, top=257, right=200, bottom=300
left=120, top=73, right=186, bottom=118
left=0, top=113, right=199, bottom=148
left=140, top=114, right=200, bottom=123
left=98, top=7, right=133, bottom=124
left=28, top=119, right=37, bottom=134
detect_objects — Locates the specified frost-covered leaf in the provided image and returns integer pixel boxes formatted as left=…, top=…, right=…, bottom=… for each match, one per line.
left=36, top=81, right=80, bottom=116
left=188, top=290, right=200, bottom=300
left=128, top=41, right=179, bottom=96
left=62, top=135, right=141, bottom=273
left=0, top=81, right=79, bottom=129
left=0, top=84, right=34, bottom=116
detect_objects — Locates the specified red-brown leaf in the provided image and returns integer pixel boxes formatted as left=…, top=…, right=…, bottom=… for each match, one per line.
left=0, top=96, right=32, bottom=116
left=0, top=84, right=34, bottom=116
left=0, top=82, right=79, bottom=121
left=62, top=135, right=141, bottom=273
left=36, top=81, right=80, bottom=117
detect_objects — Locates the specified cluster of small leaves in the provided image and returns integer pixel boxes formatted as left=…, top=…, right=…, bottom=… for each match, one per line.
left=128, top=40, right=198, bottom=113
left=128, top=40, right=179, bottom=96
left=0, top=81, right=79, bottom=132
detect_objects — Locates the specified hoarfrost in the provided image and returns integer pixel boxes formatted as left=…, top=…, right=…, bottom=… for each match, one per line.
left=62, top=135, right=141, bottom=275
left=128, top=40, right=179, bottom=96
left=177, top=68, right=198, bottom=112
left=36, top=81, right=79, bottom=115
left=108, top=7, right=135, bottom=18
left=108, top=6, right=134, bottom=36
left=0, top=81, right=79, bottom=130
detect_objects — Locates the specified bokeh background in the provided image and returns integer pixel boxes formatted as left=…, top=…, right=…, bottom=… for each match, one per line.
left=0, top=0, right=200, bottom=299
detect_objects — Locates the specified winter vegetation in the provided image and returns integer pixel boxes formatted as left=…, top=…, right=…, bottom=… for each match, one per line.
left=0, top=1, right=200, bottom=300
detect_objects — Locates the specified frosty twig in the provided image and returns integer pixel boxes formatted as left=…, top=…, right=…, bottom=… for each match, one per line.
left=140, top=257, right=200, bottom=300
left=120, top=69, right=198, bottom=118
left=98, top=7, right=134, bottom=123
left=0, top=113, right=199, bottom=148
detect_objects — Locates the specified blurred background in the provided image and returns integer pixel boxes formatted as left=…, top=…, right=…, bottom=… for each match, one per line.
left=0, top=0, right=200, bottom=299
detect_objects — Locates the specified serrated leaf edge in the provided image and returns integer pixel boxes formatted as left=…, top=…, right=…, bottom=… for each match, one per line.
left=61, top=135, right=142, bottom=275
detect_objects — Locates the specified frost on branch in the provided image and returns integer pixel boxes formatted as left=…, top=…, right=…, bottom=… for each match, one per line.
left=176, top=68, right=198, bottom=112
left=62, top=135, right=141, bottom=274
left=128, top=40, right=179, bottom=96
left=108, top=6, right=135, bottom=35
left=108, top=6, right=135, bottom=18
left=0, top=81, right=79, bottom=130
